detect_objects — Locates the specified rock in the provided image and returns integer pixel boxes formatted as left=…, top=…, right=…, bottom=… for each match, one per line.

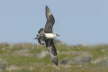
left=60, top=55, right=92, bottom=65
left=13, top=48, right=32, bottom=57
left=7, top=65, right=20, bottom=71
left=0, top=59, right=7, bottom=71
left=92, top=57, right=108, bottom=66
left=72, top=55, right=92, bottom=64
left=60, top=58, right=70, bottom=65
left=36, top=51, right=48, bottom=58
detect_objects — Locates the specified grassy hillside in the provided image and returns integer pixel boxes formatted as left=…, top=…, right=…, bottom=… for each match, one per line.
left=0, top=43, right=108, bottom=72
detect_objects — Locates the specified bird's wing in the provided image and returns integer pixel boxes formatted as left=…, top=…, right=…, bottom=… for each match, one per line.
left=45, top=39, right=58, bottom=65
left=44, top=6, right=55, bottom=33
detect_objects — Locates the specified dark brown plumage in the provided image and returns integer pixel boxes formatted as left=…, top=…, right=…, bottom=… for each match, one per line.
left=36, top=5, right=58, bottom=65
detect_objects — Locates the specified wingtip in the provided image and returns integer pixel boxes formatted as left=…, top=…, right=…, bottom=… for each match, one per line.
left=45, top=5, right=50, bottom=12
left=45, top=5, right=52, bottom=19
left=45, top=5, right=48, bottom=9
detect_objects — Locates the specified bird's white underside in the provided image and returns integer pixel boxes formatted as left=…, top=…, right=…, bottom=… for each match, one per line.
left=44, top=33, right=58, bottom=39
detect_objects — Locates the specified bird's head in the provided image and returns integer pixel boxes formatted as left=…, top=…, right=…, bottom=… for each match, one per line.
left=35, top=28, right=45, bottom=40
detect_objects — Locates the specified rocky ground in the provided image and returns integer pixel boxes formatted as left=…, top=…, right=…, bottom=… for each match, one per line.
left=0, top=43, right=108, bottom=72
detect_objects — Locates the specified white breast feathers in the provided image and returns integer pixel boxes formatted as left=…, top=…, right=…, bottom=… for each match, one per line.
left=44, top=33, right=57, bottom=39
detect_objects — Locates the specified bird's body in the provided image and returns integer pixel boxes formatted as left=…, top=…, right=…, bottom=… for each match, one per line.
left=35, top=5, right=59, bottom=65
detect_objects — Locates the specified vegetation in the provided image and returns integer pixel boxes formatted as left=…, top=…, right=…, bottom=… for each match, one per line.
left=0, top=42, right=108, bottom=72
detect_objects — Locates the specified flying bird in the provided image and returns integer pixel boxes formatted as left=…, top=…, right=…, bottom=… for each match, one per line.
left=35, top=5, right=59, bottom=65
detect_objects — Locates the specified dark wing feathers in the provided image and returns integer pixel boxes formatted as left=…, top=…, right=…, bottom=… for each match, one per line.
left=44, top=6, right=55, bottom=33
left=45, top=39, right=57, bottom=55
left=45, top=5, right=50, bottom=19
left=44, top=6, right=58, bottom=65
left=45, top=39, right=58, bottom=65
left=36, top=6, right=58, bottom=65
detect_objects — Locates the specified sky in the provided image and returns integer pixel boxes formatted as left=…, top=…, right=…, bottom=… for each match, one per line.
left=0, top=0, right=108, bottom=45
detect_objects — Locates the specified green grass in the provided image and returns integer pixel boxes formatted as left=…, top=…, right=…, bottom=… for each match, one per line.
left=0, top=43, right=108, bottom=72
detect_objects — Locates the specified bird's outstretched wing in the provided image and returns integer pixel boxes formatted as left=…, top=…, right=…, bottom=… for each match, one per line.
left=45, top=39, right=58, bottom=65
left=44, top=6, right=55, bottom=33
